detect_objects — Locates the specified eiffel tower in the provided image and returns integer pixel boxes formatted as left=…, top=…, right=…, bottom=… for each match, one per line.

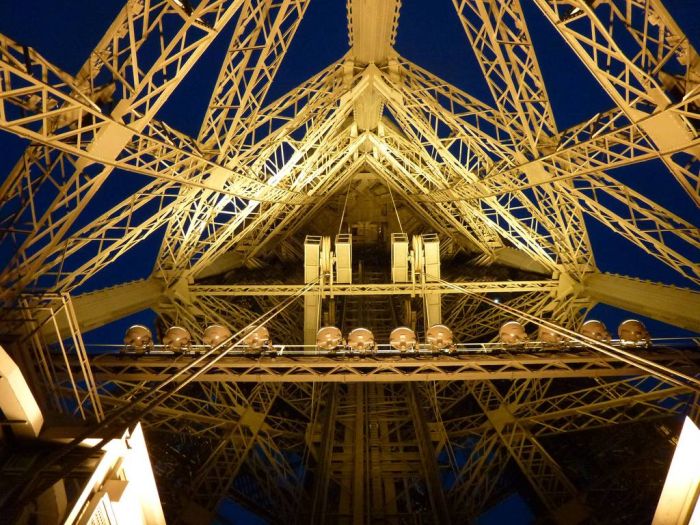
left=0, top=0, right=699, bottom=523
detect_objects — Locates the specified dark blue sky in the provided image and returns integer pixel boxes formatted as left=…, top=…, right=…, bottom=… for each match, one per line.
left=0, top=2, right=697, bottom=343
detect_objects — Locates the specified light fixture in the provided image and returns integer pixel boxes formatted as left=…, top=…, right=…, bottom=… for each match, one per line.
left=123, top=325, right=153, bottom=353
left=243, top=325, right=271, bottom=350
left=537, top=325, right=565, bottom=347
left=162, top=326, right=191, bottom=353
left=203, top=324, right=233, bottom=347
left=347, top=328, right=375, bottom=352
left=499, top=321, right=528, bottom=345
left=390, top=326, right=417, bottom=352
left=426, top=324, right=453, bottom=351
left=316, top=326, right=343, bottom=350
left=618, top=319, right=651, bottom=348
left=579, top=320, right=611, bottom=343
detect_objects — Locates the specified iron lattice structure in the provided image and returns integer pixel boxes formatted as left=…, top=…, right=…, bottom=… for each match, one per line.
left=0, top=0, right=699, bottom=523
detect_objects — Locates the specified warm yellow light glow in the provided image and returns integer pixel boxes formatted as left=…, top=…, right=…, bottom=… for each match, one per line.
left=64, top=423, right=165, bottom=525
left=652, top=417, right=700, bottom=525
left=0, top=345, right=44, bottom=438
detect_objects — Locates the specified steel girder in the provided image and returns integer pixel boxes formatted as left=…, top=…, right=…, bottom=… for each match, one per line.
left=2, top=0, right=700, bottom=522
left=55, top=348, right=700, bottom=383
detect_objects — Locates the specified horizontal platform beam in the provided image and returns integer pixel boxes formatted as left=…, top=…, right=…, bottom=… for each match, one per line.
left=49, top=279, right=163, bottom=339
left=189, top=280, right=557, bottom=297
left=56, top=349, right=700, bottom=383
left=584, top=273, right=700, bottom=332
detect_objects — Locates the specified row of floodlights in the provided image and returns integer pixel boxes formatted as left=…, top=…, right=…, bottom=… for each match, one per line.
left=123, top=318, right=652, bottom=353
left=500, top=319, right=652, bottom=347
left=122, top=324, right=455, bottom=352
left=124, top=324, right=271, bottom=353
left=316, top=325, right=454, bottom=352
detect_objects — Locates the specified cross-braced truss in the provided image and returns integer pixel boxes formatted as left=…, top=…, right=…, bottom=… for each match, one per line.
left=0, top=0, right=699, bottom=523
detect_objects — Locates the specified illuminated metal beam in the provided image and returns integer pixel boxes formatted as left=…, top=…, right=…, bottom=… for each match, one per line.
left=445, top=376, right=691, bottom=439
left=448, top=431, right=510, bottom=518
left=309, top=385, right=338, bottom=523
left=42, top=278, right=164, bottom=339
left=532, top=0, right=700, bottom=204
left=158, top=0, right=312, bottom=274
left=447, top=379, right=556, bottom=517
left=348, top=0, right=400, bottom=65
left=189, top=279, right=557, bottom=297
left=409, top=388, right=452, bottom=523
left=391, top=60, right=593, bottom=276
left=398, top=58, right=699, bottom=284
left=182, top=383, right=281, bottom=518
left=57, top=349, right=700, bottom=383
left=453, top=0, right=558, bottom=148
left=583, top=273, right=700, bottom=332
left=157, top=70, right=377, bottom=279
left=470, top=381, right=589, bottom=524
left=0, top=1, right=262, bottom=298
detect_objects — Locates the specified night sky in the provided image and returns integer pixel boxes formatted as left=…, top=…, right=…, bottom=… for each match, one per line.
left=0, top=1, right=698, bottom=522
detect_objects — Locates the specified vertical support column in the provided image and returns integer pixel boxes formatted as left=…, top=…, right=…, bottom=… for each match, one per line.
left=391, top=233, right=410, bottom=283
left=304, top=293, right=322, bottom=347
left=338, top=388, right=353, bottom=519
left=335, top=234, right=353, bottom=284
left=305, top=235, right=344, bottom=345
left=310, top=385, right=339, bottom=524
left=304, top=236, right=323, bottom=346
left=368, top=384, right=399, bottom=522
left=392, top=233, right=414, bottom=327
left=369, top=384, right=383, bottom=519
left=419, top=234, right=441, bottom=328
left=352, top=384, right=366, bottom=525
left=407, top=385, right=451, bottom=525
